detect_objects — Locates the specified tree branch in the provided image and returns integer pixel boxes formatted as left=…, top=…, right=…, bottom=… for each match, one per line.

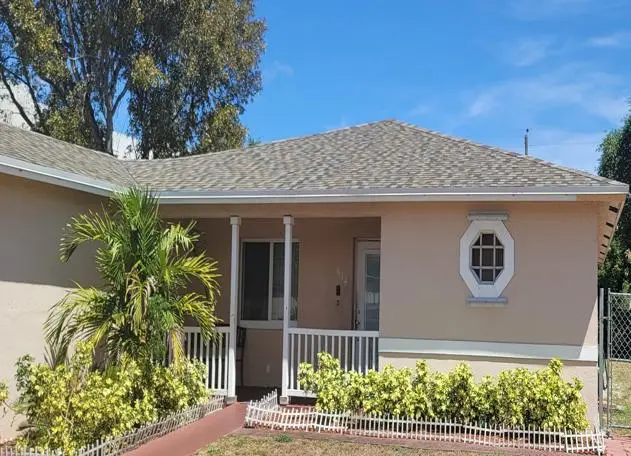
left=0, top=70, right=35, bottom=129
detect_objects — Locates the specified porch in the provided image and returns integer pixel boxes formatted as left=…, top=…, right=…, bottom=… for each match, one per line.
left=171, top=213, right=382, bottom=402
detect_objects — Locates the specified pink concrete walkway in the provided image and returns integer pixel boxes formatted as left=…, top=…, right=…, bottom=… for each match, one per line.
left=125, top=402, right=246, bottom=456
left=607, top=436, right=631, bottom=456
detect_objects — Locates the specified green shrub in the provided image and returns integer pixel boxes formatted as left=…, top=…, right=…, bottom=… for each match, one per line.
left=149, top=360, right=210, bottom=417
left=298, top=354, right=589, bottom=431
left=0, top=380, right=7, bottom=405
left=11, top=344, right=209, bottom=454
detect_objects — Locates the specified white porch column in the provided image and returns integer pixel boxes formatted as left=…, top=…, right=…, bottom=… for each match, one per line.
left=280, top=215, right=293, bottom=404
left=226, top=216, right=241, bottom=403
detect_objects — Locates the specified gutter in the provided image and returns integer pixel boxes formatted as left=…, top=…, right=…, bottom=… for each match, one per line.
left=0, top=154, right=628, bottom=203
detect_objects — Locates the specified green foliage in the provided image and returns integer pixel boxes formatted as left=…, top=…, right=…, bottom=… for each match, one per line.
left=299, top=353, right=589, bottom=431
left=274, top=434, right=293, bottom=443
left=149, top=361, right=210, bottom=416
left=598, top=115, right=631, bottom=291
left=44, top=188, right=220, bottom=368
left=0, top=0, right=265, bottom=156
left=12, top=345, right=209, bottom=454
left=0, top=381, right=7, bottom=404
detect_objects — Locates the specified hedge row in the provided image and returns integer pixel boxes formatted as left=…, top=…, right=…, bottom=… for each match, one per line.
left=298, top=353, right=589, bottom=431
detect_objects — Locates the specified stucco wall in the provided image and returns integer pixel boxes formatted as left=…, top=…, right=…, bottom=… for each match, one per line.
left=379, top=201, right=600, bottom=424
left=380, top=202, right=598, bottom=346
left=192, top=217, right=381, bottom=386
left=0, top=175, right=103, bottom=439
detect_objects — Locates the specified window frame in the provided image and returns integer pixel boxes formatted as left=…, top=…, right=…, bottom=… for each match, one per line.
left=239, top=239, right=299, bottom=329
left=459, top=218, right=514, bottom=300
left=470, top=231, right=504, bottom=284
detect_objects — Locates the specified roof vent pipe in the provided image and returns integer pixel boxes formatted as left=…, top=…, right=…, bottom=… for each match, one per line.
left=524, top=128, right=529, bottom=156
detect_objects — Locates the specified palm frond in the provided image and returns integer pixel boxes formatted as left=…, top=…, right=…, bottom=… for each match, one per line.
left=51, top=187, right=221, bottom=367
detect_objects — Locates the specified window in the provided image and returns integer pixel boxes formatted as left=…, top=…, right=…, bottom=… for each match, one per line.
left=459, top=216, right=514, bottom=300
left=241, top=241, right=299, bottom=323
left=470, top=232, right=504, bottom=284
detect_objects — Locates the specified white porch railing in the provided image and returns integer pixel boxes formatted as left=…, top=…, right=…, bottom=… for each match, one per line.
left=287, top=328, right=379, bottom=397
left=183, top=326, right=230, bottom=395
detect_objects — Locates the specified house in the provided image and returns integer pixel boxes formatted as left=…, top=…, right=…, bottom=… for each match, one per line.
left=0, top=120, right=627, bottom=436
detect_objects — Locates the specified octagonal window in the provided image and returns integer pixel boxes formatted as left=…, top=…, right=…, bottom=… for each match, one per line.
left=471, top=232, right=504, bottom=284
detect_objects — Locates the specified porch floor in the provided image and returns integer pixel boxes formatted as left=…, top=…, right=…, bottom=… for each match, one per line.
left=236, top=386, right=315, bottom=405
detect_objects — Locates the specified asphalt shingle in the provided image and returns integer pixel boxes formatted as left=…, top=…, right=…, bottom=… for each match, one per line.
left=0, top=120, right=623, bottom=192
left=0, top=123, right=133, bottom=187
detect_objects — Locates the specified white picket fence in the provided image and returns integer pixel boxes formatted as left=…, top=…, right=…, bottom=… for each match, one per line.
left=245, top=391, right=605, bottom=454
left=0, top=395, right=224, bottom=456
left=183, top=326, right=230, bottom=394
left=287, top=328, right=378, bottom=397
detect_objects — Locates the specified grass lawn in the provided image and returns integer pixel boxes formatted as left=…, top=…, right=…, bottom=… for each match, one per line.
left=609, top=360, right=631, bottom=432
left=198, top=434, right=510, bottom=455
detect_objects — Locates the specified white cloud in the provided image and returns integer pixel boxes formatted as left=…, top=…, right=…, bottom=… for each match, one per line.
left=262, top=61, right=294, bottom=82
left=464, top=65, right=628, bottom=124
left=587, top=31, right=631, bottom=48
left=501, top=128, right=606, bottom=172
left=409, top=103, right=431, bottom=117
left=503, top=38, right=554, bottom=67
left=466, top=94, right=497, bottom=118
left=508, top=0, right=600, bottom=20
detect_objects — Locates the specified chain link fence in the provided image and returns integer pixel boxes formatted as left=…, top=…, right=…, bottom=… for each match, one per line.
left=605, top=291, right=631, bottom=430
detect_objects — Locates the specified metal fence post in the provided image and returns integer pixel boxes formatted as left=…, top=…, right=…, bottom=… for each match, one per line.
left=598, top=287, right=604, bottom=432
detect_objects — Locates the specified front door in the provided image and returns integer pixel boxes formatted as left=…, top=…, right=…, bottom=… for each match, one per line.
left=355, top=241, right=381, bottom=331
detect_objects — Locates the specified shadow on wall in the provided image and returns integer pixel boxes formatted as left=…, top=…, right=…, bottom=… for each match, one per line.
left=0, top=174, right=105, bottom=288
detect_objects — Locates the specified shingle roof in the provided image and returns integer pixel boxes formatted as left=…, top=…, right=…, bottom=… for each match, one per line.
left=0, top=123, right=134, bottom=186
left=0, top=120, right=625, bottom=192
left=126, top=120, right=622, bottom=192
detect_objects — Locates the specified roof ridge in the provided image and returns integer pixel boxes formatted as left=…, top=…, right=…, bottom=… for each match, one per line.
left=392, top=120, right=615, bottom=185
left=125, top=119, right=395, bottom=163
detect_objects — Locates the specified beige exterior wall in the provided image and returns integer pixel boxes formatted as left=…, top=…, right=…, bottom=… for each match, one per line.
left=191, top=217, right=381, bottom=386
left=0, top=181, right=603, bottom=433
left=381, top=354, right=599, bottom=426
left=380, top=201, right=598, bottom=346
left=0, top=175, right=103, bottom=439
left=379, top=201, right=600, bottom=424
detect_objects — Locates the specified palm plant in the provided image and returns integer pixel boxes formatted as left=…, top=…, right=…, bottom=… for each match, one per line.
left=44, top=188, right=219, bottom=367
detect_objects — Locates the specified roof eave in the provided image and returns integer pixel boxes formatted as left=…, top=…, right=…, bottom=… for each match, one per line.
left=1, top=154, right=627, bottom=204
left=156, top=186, right=629, bottom=204
left=0, top=154, right=120, bottom=196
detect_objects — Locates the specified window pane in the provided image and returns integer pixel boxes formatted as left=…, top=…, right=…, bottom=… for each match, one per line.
left=471, top=248, right=480, bottom=267
left=495, top=248, right=504, bottom=267
left=242, top=243, right=270, bottom=320
left=480, top=269, right=494, bottom=282
left=481, top=248, right=494, bottom=266
left=473, top=236, right=481, bottom=246
left=271, top=242, right=300, bottom=320
left=473, top=268, right=482, bottom=280
left=481, top=233, right=495, bottom=246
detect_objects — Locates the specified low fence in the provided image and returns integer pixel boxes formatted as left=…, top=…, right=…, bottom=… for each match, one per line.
left=245, top=391, right=605, bottom=454
left=0, top=395, right=224, bottom=456
left=287, top=328, right=379, bottom=397
left=183, top=326, right=230, bottom=395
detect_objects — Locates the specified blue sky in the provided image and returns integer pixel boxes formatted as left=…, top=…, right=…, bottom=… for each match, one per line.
left=238, top=0, right=631, bottom=173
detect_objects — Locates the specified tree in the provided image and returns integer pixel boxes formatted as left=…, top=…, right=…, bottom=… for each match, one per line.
left=0, top=0, right=264, bottom=157
left=44, top=188, right=220, bottom=367
left=598, top=114, right=631, bottom=291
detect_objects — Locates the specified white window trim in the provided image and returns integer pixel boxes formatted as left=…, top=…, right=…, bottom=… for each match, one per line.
left=239, top=239, right=299, bottom=328
left=459, top=219, right=514, bottom=299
